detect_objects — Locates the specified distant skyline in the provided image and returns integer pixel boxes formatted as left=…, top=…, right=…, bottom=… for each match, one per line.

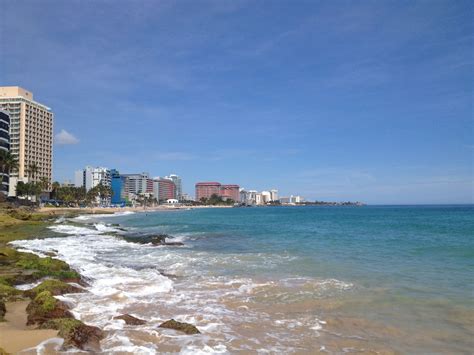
left=1, top=0, right=472, bottom=204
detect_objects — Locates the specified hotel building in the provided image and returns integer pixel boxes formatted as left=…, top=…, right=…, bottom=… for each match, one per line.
left=122, top=172, right=153, bottom=196
left=0, top=87, right=53, bottom=195
left=154, top=177, right=176, bottom=202
left=195, top=181, right=240, bottom=202
left=0, top=110, right=10, bottom=195
left=165, top=174, right=182, bottom=200
left=220, top=184, right=240, bottom=202
left=195, top=182, right=221, bottom=201
left=75, top=166, right=111, bottom=191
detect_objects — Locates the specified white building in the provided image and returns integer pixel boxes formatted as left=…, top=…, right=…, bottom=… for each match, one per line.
left=270, top=189, right=279, bottom=202
left=75, top=166, right=111, bottom=191
left=261, top=191, right=271, bottom=204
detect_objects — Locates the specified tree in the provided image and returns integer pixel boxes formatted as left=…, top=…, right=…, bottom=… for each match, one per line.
left=27, top=162, right=39, bottom=182
left=0, top=151, right=19, bottom=176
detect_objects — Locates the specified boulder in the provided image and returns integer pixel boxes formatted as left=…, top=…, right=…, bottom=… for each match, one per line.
left=26, top=291, right=73, bottom=326
left=26, top=279, right=84, bottom=298
left=159, top=319, right=200, bottom=335
left=122, top=234, right=183, bottom=246
left=0, top=300, right=6, bottom=321
left=113, top=314, right=146, bottom=325
left=41, top=318, right=104, bottom=352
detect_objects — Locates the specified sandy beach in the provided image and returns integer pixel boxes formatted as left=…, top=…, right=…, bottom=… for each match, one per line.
left=38, top=204, right=231, bottom=215
left=0, top=301, right=58, bottom=353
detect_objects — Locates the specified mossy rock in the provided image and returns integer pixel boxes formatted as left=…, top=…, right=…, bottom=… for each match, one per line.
left=114, top=314, right=146, bottom=325
left=0, top=283, right=21, bottom=301
left=159, top=319, right=200, bottom=335
left=26, top=279, right=84, bottom=298
left=41, top=318, right=104, bottom=352
left=26, top=290, right=73, bottom=326
left=15, top=254, right=80, bottom=280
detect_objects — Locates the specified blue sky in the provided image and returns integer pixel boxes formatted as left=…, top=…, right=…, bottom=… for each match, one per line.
left=1, top=0, right=472, bottom=204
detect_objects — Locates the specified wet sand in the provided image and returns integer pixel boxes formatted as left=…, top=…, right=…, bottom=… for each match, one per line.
left=0, top=301, right=58, bottom=353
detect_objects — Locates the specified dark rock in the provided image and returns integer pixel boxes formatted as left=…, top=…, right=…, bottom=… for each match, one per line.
left=26, top=291, right=73, bottom=326
left=159, top=319, right=200, bottom=335
left=114, top=314, right=146, bottom=325
left=162, top=242, right=184, bottom=246
left=41, top=318, right=104, bottom=352
left=0, top=300, right=6, bottom=320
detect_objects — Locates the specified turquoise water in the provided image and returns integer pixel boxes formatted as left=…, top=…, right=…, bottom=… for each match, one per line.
left=114, top=205, right=474, bottom=352
left=122, top=205, right=473, bottom=298
left=13, top=205, right=474, bottom=353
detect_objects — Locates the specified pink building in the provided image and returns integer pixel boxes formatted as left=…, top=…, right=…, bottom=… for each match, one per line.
left=195, top=182, right=221, bottom=201
left=220, top=184, right=240, bottom=202
left=195, top=182, right=240, bottom=202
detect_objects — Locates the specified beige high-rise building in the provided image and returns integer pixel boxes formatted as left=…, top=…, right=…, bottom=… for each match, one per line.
left=0, top=87, right=53, bottom=195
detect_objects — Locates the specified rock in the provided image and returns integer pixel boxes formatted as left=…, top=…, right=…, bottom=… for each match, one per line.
left=0, top=300, right=6, bottom=321
left=0, top=281, right=22, bottom=301
left=41, top=318, right=104, bottom=352
left=113, top=314, right=146, bottom=325
left=26, top=291, right=73, bottom=326
left=162, top=242, right=184, bottom=246
left=26, top=279, right=84, bottom=298
left=159, top=319, right=200, bottom=335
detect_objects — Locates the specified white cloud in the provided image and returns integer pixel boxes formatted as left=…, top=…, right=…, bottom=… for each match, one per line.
left=55, top=129, right=79, bottom=145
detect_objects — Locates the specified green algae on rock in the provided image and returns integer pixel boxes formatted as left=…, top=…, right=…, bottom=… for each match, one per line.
left=41, top=318, right=104, bottom=352
left=159, top=319, right=201, bottom=335
left=26, top=290, right=73, bottom=326
left=26, top=279, right=83, bottom=298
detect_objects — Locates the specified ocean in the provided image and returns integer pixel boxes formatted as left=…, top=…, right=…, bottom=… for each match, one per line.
left=11, top=205, right=474, bottom=354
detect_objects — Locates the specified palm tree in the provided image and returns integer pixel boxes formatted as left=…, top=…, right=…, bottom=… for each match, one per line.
left=0, top=151, right=19, bottom=176
left=27, top=162, right=39, bottom=182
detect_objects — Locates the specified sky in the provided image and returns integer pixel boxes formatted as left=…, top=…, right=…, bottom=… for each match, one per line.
left=1, top=0, right=472, bottom=204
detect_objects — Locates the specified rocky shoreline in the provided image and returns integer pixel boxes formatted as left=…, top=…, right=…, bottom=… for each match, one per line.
left=0, top=207, right=199, bottom=353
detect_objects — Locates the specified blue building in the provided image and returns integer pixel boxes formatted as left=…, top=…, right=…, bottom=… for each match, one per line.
left=110, top=169, right=127, bottom=206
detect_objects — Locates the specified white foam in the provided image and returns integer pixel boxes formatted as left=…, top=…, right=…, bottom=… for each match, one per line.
left=181, top=344, right=228, bottom=354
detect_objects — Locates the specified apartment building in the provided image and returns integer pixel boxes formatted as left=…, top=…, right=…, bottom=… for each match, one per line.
left=75, top=166, right=111, bottom=191
left=0, top=110, right=10, bottom=195
left=0, top=87, right=53, bottom=195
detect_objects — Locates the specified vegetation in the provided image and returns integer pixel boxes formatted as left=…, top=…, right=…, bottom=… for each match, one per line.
left=0, top=151, right=18, bottom=177
left=199, top=193, right=235, bottom=206
left=48, top=182, right=112, bottom=207
left=33, top=291, right=57, bottom=313
left=159, top=318, right=201, bottom=334
left=26, top=279, right=83, bottom=297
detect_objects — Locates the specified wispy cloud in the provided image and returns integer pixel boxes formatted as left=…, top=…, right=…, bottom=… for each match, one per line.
left=55, top=129, right=79, bottom=145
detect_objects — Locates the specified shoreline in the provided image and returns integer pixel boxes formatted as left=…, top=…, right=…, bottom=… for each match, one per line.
left=0, top=301, right=59, bottom=353
left=0, top=207, right=92, bottom=353
left=0, top=205, right=217, bottom=353
left=38, top=204, right=232, bottom=215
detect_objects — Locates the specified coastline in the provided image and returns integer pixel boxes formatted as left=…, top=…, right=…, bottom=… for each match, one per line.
left=0, top=207, right=95, bottom=353
left=38, top=204, right=232, bottom=215
left=0, top=301, right=59, bottom=353
left=0, top=206, right=218, bottom=353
